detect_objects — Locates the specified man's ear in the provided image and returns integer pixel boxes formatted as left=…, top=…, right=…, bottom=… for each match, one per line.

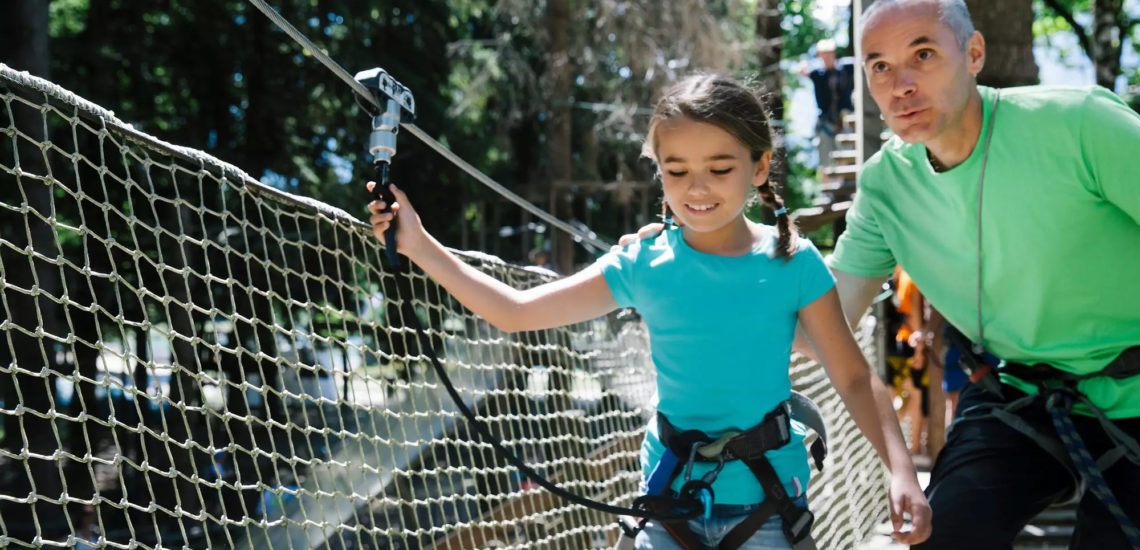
left=966, top=31, right=986, bottom=77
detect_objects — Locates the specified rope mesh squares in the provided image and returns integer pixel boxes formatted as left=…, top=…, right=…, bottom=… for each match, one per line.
left=0, top=65, right=888, bottom=550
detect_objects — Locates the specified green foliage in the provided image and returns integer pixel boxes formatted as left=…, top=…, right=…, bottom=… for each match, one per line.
left=49, top=0, right=89, bottom=36
left=46, top=0, right=472, bottom=243
left=781, top=0, right=831, bottom=59
left=1125, top=91, right=1140, bottom=113
left=1034, top=0, right=1139, bottom=86
left=1033, top=14, right=1074, bottom=37
left=39, top=0, right=841, bottom=261
left=1032, top=0, right=1086, bottom=55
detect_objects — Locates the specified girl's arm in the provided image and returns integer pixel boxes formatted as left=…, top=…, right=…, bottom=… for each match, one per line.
left=792, top=269, right=890, bottom=360
left=367, top=182, right=618, bottom=333
left=798, top=287, right=932, bottom=544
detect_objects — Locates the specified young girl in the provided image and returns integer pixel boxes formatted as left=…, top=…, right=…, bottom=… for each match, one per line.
left=366, top=74, right=930, bottom=549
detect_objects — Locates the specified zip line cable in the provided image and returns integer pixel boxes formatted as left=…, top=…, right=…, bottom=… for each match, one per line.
left=245, top=0, right=612, bottom=252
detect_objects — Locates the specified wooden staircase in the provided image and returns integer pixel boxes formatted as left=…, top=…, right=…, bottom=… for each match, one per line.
left=791, top=113, right=861, bottom=234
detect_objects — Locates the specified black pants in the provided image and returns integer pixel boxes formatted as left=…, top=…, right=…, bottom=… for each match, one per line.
left=914, top=382, right=1140, bottom=549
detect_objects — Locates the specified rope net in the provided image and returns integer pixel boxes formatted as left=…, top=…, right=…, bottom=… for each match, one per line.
left=0, top=65, right=888, bottom=550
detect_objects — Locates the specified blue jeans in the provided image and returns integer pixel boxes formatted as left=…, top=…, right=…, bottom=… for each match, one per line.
left=634, top=497, right=807, bottom=549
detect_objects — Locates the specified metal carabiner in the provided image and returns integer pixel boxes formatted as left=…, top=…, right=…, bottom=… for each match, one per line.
left=683, top=441, right=727, bottom=485
left=681, top=442, right=725, bottom=521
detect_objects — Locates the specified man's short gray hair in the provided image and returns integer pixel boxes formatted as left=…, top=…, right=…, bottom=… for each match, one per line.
left=860, top=0, right=976, bottom=49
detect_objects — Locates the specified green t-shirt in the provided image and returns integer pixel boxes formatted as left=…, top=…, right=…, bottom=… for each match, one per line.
left=831, top=85, right=1140, bottom=418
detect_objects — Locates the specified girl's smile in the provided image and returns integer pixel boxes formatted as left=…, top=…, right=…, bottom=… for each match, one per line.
left=684, top=202, right=720, bottom=215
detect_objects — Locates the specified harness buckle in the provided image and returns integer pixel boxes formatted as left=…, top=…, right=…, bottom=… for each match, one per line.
left=1043, top=385, right=1079, bottom=412
left=775, top=404, right=791, bottom=444
left=781, top=505, right=815, bottom=543
left=963, top=355, right=1003, bottom=397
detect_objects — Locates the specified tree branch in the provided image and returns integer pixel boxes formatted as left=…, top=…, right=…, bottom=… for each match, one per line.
left=1040, top=0, right=1092, bottom=57
left=1124, top=16, right=1138, bottom=42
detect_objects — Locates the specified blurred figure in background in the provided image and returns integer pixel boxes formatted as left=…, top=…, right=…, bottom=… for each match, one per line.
left=801, top=38, right=854, bottom=179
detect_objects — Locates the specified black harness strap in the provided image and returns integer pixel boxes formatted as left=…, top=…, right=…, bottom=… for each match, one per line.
left=658, top=405, right=790, bottom=463
left=720, top=441, right=816, bottom=550
left=951, top=338, right=1140, bottom=546
left=650, top=399, right=821, bottom=550
left=1001, top=346, right=1140, bottom=385
left=1002, top=348, right=1140, bottom=470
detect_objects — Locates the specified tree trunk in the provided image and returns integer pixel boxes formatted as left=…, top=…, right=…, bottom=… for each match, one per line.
left=1041, top=0, right=1130, bottom=91
left=853, top=0, right=885, bottom=162
left=1092, top=0, right=1125, bottom=90
left=0, top=0, right=66, bottom=535
left=546, top=0, right=574, bottom=273
left=756, top=0, right=787, bottom=196
left=965, top=0, right=1039, bottom=87
left=244, top=5, right=281, bottom=172
left=156, top=201, right=207, bottom=518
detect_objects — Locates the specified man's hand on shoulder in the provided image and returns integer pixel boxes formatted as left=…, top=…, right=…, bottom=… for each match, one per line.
left=613, top=222, right=668, bottom=252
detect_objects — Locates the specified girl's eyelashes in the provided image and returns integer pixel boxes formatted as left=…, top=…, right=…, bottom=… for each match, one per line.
left=664, top=168, right=734, bottom=177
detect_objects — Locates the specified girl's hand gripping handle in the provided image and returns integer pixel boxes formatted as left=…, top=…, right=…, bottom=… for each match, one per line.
left=371, top=162, right=401, bottom=267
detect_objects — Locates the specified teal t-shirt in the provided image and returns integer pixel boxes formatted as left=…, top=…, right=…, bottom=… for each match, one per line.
left=831, top=85, right=1140, bottom=418
left=597, top=226, right=836, bottom=505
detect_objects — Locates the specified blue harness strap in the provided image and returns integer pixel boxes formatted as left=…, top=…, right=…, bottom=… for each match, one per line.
left=952, top=338, right=1140, bottom=549
left=645, top=447, right=681, bottom=496
left=1046, top=388, right=1140, bottom=550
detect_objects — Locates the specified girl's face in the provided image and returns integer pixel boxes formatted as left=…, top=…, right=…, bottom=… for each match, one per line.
left=656, top=118, right=770, bottom=235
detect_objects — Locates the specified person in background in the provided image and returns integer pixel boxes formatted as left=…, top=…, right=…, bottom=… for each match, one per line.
left=801, top=38, right=855, bottom=178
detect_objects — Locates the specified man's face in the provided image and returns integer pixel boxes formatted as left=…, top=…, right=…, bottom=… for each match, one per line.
left=861, top=2, right=984, bottom=144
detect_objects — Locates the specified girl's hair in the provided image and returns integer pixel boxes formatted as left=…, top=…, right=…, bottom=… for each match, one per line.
left=642, top=74, right=797, bottom=259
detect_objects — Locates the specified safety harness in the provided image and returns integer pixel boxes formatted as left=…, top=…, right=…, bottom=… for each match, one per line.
left=949, top=327, right=1140, bottom=549
left=940, top=86, right=1140, bottom=548
left=616, top=392, right=828, bottom=550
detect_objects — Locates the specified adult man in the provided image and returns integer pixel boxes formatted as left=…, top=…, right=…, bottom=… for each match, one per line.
left=622, top=0, right=1140, bottom=546
left=802, top=39, right=855, bottom=175
left=826, top=0, right=1139, bottom=547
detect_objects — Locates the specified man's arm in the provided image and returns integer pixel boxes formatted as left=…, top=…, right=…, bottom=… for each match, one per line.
left=1081, top=88, right=1140, bottom=225
left=793, top=268, right=889, bottom=360
left=798, top=287, right=931, bottom=543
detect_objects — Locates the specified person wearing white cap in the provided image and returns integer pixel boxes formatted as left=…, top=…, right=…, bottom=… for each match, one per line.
left=802, top=38, right=854, bottom=178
